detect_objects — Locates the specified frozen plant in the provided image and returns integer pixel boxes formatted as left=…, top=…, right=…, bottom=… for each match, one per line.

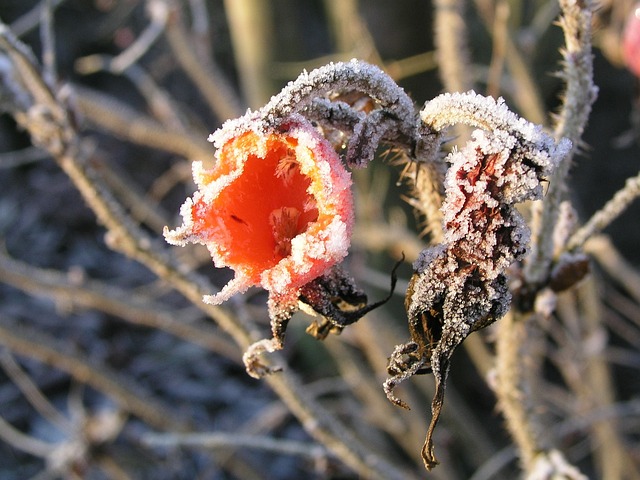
left=5, top=1, right=640, bottom=478
left=164, top=60, right=570, bottom=470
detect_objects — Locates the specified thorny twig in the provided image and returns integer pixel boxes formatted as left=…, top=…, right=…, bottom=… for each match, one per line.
left=525, top=0, right=598, bottom=285
left=492, top=0, right=597, bottom=476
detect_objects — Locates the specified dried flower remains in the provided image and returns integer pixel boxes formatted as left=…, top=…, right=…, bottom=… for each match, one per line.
left=385, top=92, right=571, bottom=470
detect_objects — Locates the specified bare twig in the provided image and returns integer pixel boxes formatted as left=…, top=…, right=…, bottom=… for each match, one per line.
left=40, top=0, right=57, bottom=86
left=0, top=316, right=187, bottom=432
left=75, top=54, right=189, bottom=131
left=574, top=279, right=640, bottom=479
left=0, top=414, right=53, bottom=458
left=165, top=2, right=243, bottom=120
left=585, top=235, right=640, bottom=304
left=433, top=0, right=473, bottom=93
left=73, top=86, right=212, bottom=161
left=568, top=171, right=640, bottom=250
left=109, top=0, right=169, bottom=73
left=222, top=0, right=274, bottom=108
left=525, top=0, right=598, bottom=284
left=0, top=349, right=73, bottom=434
left=142, top=431, right=330, bottom=460
left=493, top=311, right=545, bottom=470
left=0, top=251, right=239, bottom=360
left=473, top=0, right=547, bottom=124
left=486, top=0, right=509, bottom=99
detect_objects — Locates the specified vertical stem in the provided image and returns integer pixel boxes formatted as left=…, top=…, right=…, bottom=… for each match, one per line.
left=525, top=0, right=597, bottom=284
left=223, top=0, right=275, bottom=108
left=433, top=0, right=473, bottom=93
left=575, top=279, right=640, bottom=479
left=486, top=0, right=509, bottom=99
left=493, top=310, right=544, bottom=470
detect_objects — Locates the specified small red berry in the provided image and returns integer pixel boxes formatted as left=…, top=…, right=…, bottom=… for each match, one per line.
left=623, top=4, right=640, bottom=77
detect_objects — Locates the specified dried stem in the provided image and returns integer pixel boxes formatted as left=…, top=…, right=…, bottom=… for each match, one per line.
left=164, top=2, right=244, bottom=120
left=486, top=0, right=509, bottom=99
left=398, top=159, right=445, bottom=243
left=493, top=311, right=544, bottom=470
left=40, top=0, right=57, bottom=87
left=110, top=0, right=168, bottom=73
left=492, top=3, right=597, bottom=475
left=585, top=235, right=640, bottom=303
left=222, top=0, right=274, bottom=108
left=525, top=0, right=598, bottom=285
left=73, top=86, right=212, bottom=161
left=0, top=414, right=53, bottom=458
left=0, top=251, right=239, bottom=360
left=472, top=0, right=547, bottom=124
left=433, top=0, right=473, bottom=93
left=142, top=431, right=329, bottom=460
left=323, top=0, right=381, bottom=63
left=75, top=54, right=189, bottom=131
left=571, top=280, right=640, bottom=479
left=568, top=171, right=640, bottom=251
left=0, top=349, right=73, bottom=434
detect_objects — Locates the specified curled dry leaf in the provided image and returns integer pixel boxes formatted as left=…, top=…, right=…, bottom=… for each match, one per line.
left=385, top=92, right=570, bottom=470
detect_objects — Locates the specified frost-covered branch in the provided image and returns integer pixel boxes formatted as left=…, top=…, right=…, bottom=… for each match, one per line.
left=0, top=24, right=415, bottom=480
left=525, top=0, right=598, bottom=285
left=568, top=171, right=640, bottom=250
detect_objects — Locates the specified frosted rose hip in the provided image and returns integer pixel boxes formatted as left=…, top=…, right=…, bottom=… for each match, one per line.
left=164, top=118, right=353, bottom=305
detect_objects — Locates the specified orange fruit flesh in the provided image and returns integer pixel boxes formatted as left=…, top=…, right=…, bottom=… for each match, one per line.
left=195, top=137, right=319, bottom=280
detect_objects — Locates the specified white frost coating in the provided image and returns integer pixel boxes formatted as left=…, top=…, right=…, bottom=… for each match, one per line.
left=526, top=450, right=587, bottom=480
left=408, top=118, right=567, bottom=321
left=388, top=90, right=571, bottom=470
left=203, top=276, right=251, bottom=305
left=261, top=59, right=415, bottom=126
left=420, top=92, right=571, bottom=177
left=263, top=216, right=350, bottom=296
left=208, top=109, right=264, bottom=149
